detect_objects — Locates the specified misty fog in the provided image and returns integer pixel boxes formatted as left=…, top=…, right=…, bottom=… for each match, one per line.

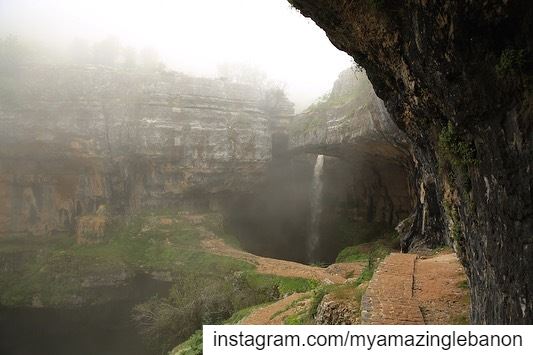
left=0, top=0, right=352, bottom=112
left=0, top=0, right=497, bottom=354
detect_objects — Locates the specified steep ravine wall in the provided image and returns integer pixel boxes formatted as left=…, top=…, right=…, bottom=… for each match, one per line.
left=0, top=66, right=293, bottom=240
left=289, top=70, right=418, bottom=251
left=288, top=0, right=533, bottom=323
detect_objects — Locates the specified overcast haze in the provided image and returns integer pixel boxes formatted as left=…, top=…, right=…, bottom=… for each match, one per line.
left=0, top=0, right=353, bottom=111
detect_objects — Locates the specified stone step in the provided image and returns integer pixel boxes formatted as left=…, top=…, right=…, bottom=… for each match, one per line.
left=360, top=253, right=425, bottom=325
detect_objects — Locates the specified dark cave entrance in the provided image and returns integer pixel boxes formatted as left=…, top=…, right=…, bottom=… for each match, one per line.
left=222, top=150, right=415, bottom=264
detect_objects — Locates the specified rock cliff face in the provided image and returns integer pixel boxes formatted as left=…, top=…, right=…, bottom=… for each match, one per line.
left=289, top=70, right=417, bottom=247
left=225, top=70, right=418, bottom=264
left=0, top=66, right=293, bottom=239
left=288, top=0, right=532, bottom=323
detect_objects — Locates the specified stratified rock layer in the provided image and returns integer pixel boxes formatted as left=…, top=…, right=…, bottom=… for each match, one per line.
left=289, top=70, right=416, bottom=239
left=288, top=0, right=532, bottom=323
left=0, top=66, right=293, bottom=238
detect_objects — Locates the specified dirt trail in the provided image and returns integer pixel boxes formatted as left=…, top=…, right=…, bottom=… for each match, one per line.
left=192, top=215, right=469, bottom=325
left=241, top=293, right=311, bottom=325
left=196, top=223, right=365, bottom=325
left=201, top=229, right=364, bottom=284
left=413, top=252, right=470, bottom=324
left=361, top=250, right=469, bottom=325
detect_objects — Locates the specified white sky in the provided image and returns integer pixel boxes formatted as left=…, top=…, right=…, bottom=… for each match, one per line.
left=0, top=0, right=353, bottom=111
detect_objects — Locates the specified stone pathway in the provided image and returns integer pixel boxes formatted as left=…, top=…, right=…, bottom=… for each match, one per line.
left=361, top=253, right=425, bottom=324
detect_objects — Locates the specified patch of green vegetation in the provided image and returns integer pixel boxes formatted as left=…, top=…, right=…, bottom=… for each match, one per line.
left=336, top=246, right=368, bottom=263
left=224, top=303, right=270, bottom=325
left=133, top=271, right=318, bottom=353
left=335, top=239, right=393, bottom=313
left=308, top=287, right=328, bottom=320
left=451, top=313, right=470, bottom=325
left=0, top=213, right=252, bottom=307
left=443, top=198, right=463, bottom=246
left=496, top=48, right=527, bottom=77
left=457, top=279, right=469, bottom=290
left=284, top=308, right=312, bottom=325
left=202, top=213, right=242, bottom=249
left=336, top=236, right=395, bottom=264
left=438, top=121, right=478, bottom=193
left=270, top=294, right=311, bottom=321
left=243, top=272, right=319, bottom=296
left=171, top=330, right=203, bottom=355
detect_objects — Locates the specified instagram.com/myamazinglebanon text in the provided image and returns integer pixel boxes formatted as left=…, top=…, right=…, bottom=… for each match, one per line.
left=203, top=325, right=530, bottom=354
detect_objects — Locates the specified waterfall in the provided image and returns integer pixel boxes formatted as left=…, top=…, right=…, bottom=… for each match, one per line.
left=307, top=154, right=325, bottom=262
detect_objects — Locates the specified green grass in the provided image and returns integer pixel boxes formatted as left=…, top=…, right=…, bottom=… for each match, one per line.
left=243, top=272, right=319, bottom=296
left=438, top=121, right=478, bottom=194
left=1, top=211, right=322, bottom=353
left=202, top=213, right=242, bottom=249
left=270, top=294, right=311, bottom=321
left=308, top=287, right=328, bottom=319
left=336, top=237, right=394, bottom=264
left=284, top=309, right=311, bottom=325
left=171, top=330, right=203, bottom=355
left=0, top=213, right=253, bottom=307
left=458, top=279, right=469, bottom=289
left=223, top=304, right=268, bottom=324
left=281, top=239, right=392, bottom=327
left=336, top=246, right=369, bottom=263
left=354, top=243, right=392, bottom=287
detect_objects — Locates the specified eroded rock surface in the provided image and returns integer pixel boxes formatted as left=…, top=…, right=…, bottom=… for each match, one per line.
left=289, top=70, right=416, bottom=245
left=315, top=292, right=360, bottom=325
left=0, top=66, right=293, bottom=238
left=288, top=0, right=533, bottom=323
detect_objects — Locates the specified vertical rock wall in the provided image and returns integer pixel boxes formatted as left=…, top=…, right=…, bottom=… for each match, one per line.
left=0, top=66, right=294, bottom=238
left=288, top=0, right=532, bottom=323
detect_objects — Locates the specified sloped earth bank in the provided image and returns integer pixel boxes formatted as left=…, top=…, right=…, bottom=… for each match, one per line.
left=241, top=293, right=311, bottom=325
left=201, top=228, right=365, bottom=284
left=200, top=225, right=366, bottom=325
left=238, top=250, right=469, bottom=327
left=200, top=224, right=468, bottom=326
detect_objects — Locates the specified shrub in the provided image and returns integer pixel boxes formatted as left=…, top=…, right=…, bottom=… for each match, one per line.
left=496, top=48, right=526, bottom=77
left=438, top=122, right=477, bottom=192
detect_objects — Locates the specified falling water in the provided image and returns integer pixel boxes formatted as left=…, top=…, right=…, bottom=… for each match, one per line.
left=307, top=154, right=325, bottom=262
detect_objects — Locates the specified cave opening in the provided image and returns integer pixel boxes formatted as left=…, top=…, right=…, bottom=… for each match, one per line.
left=221, top=148, right=415, bottom=265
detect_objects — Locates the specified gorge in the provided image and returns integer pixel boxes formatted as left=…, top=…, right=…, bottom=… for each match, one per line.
left=0, top=1, right=531, bottom=353
left=0, top=63, right=418, bottom=353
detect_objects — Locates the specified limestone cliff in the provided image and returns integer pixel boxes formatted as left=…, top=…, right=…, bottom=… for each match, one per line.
left=0, top=65, right=293, bottom=239
left=289, top=70, right=416, bottom=241
left=288, top=0, right=532, bottom=324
